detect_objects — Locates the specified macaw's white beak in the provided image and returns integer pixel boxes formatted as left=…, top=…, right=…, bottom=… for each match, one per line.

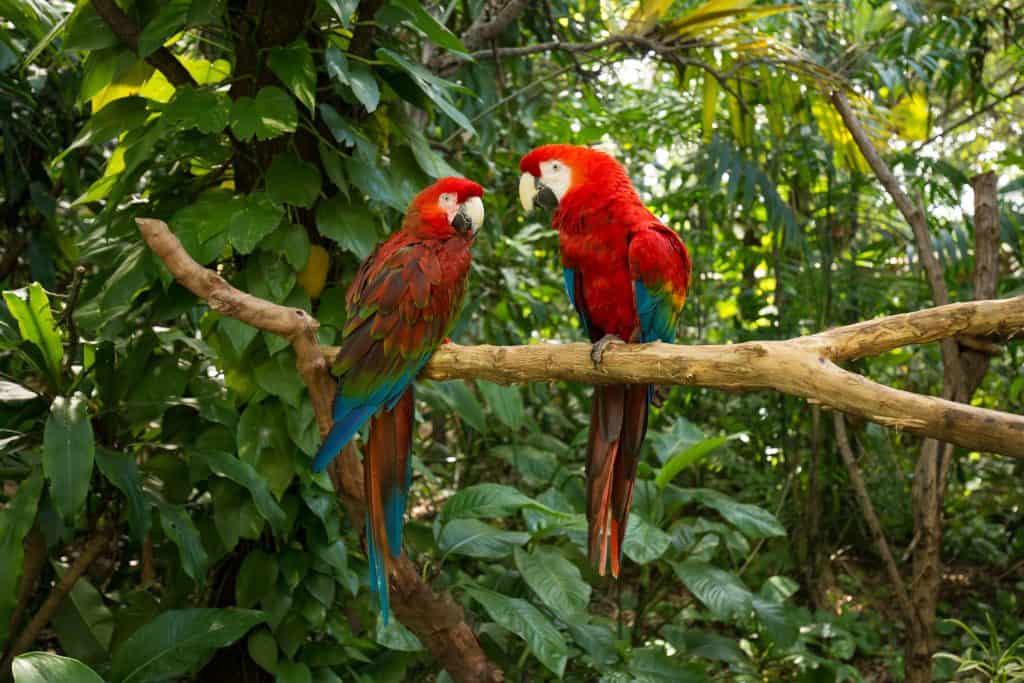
left=453, top=195, right=485, bottom=233
left=519, top=172, right=537, bottom=212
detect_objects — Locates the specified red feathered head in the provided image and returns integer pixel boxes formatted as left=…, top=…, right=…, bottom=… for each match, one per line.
left=405, top=177, right=485, bottom=237
left=518, top=144, right=632, bottom=214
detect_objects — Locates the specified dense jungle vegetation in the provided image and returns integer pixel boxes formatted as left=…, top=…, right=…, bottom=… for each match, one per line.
left=1, top=0, right=1023, bottom=681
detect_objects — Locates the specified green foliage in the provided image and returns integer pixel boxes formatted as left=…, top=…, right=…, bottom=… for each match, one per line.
left=1, top=0, right=1022, bottom=680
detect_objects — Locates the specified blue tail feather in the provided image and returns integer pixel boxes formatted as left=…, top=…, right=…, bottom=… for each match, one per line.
left=366, top=517, right=391, bottom=625
left=312, top=402, right=376, bottom=472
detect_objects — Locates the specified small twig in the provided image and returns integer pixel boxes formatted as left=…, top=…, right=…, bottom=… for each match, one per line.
left=1, top=525, right=114, bottom=673
left=833, top=414, right=917, bottom=627
left=915, top=82, right=1024, bottom=149
left=61, top=265, right=86, bottom=377
left=2, top=525, right=46, bottom=661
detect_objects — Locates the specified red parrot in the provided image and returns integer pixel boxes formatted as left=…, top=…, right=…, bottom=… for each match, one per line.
left=312, top=176, right=485, bottom=622
left=518, top=144, right=691, bottom=578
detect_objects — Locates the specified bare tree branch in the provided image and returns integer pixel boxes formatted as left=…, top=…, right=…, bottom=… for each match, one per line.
left=91, top=0, right=197, bottom=87
left=318, top=295, right=1024, bottom=458
left=830, top=91, right=963, bottom=386
left=1, top=526, right=114, bottom=673
left=430, top=0, right=531, bottom=72
left=135, top=218, right=503, bottom=683
left=833, top=414, right=916, bottom=626
left=461, top=0, right=532, bottom=51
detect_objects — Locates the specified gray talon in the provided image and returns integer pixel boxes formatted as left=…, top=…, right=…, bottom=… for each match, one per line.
left=590, top=334, right=623, bottom=367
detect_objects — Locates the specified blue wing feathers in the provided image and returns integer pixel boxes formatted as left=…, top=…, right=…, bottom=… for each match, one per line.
left=635, top=281, right=676, bottom=344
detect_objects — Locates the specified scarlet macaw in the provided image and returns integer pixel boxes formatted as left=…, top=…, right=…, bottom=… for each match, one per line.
left=518, top=144, right=691, bottom=577
left=313, top=177, right=485, bottom=622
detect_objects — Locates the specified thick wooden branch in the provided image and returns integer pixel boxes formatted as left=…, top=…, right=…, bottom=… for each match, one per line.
left=320, top=295, right=1024, bottom=458
left=135, top=219, right=502, bottom=683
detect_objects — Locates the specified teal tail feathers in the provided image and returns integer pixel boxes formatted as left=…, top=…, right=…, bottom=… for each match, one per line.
left=363, top=388, right=415, bottom=625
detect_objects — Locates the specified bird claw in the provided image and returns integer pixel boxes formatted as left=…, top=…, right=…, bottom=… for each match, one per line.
left=650, top=385, right=669, bottom=407
left=590, top=334, right=623, bottom=367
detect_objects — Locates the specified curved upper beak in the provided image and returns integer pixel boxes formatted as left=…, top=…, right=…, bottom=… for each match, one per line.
left=452, top=195, right=484, bottom=233
left=518, top=172, right=558, bottom=212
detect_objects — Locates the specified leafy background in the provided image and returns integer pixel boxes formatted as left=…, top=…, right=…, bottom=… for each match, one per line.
left=1, top=0, right=1023, bottom=681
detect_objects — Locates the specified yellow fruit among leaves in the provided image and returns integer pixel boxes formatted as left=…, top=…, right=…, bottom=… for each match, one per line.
left=297, top=245, right=330, bottom=299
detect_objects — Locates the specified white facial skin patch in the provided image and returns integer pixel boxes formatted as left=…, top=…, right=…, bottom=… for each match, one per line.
left=519, top=160, right=572, bottom=212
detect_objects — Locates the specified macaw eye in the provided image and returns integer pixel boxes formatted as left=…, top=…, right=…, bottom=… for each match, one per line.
left=551, top=162, right=561, bottom=171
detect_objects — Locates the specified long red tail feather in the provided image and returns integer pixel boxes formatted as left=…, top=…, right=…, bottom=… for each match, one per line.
left=586, top=384, right=649, bottom=577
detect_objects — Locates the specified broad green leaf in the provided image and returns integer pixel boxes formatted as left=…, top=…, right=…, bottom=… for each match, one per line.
left=158, top=502, right=209, bottom=583
left=12, top=653, right=105, bottom=683
left=623, top=513, right=672, bottom=564
left=567, top=621, right=619, bottom=666
left=375, top=48, right=476, bottom=135
left=672, top=560, right=753, bottom=619
left=0, top=472, right=43, bottom=642
left=649, top=417, right=706, bottom=465
left=268, top=41, right=316, bottom=111
left=43, top=394, right=95, bottom=520
left=169, top=188, right=238, bottom=251
left=249, top=251, right=295, bottom=302
left=51, top=563, right=114, bottom=666
left=656, top=435, right=739, bottom=488
left=202, top=452, right=287, bottom=533
left=318, top=104, right=377, bottom=160
left=267, top=151, right=322, bottom=209
left=137, top=0, right=189, bottom=57
left=219, top=317, right=258, bottom=355
left=398, top=122, right=458, bottom=177
left=326, top=0, right=359, bottom=26
left=343, top=156, right=405, bottom=210
left=752, top=596, right=798, bottom=647
left=236, top=550, right=279, bottom=608
left=478, top=381, right=525, bottom=430
left=227, top=192, right=284, bottom=255
left=465, top=587, right=568, bottom=677
left=375, top=617, right=424, bottom=652
left=275, top=662, right=312, bottom=683
left=315, top=195, right=380, bottom=259
left=95, top=449, right=151, bottom=541
left=109, top=608, right=265, bottom=683
left=230, top=86, right=298, bottom=141
left=79, top=47, right=134, bottom=104
left=324, top=48, right=380, bottom=113
left=253, top=351, right=305, bottom=408
left=262, top=223, right=311, bottom=270
left=678, top=489, right=785, bottom=539
left=662, top=626, right=746, bottom=664
left=436, top=519, right=529, bottom=559
left=3, top=283, right=62, bottom=386
left=440, top=483, right=535, bottom=522
left=514, top=546, right=590, bottom=620
left=63, top=2, right=118, bottom=51
left=628, top=647, right=709, bottom=682
left=162, top=86, right=231, bottom=134
left=53, top=97, right=149, bottom=167
left=246, top=628, right=278, bottom=673
left=389, top=0, right=468, bottom=56
left=444, top=381, right=486, bottom=433
left=759, top=575, right=799, bottom=602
